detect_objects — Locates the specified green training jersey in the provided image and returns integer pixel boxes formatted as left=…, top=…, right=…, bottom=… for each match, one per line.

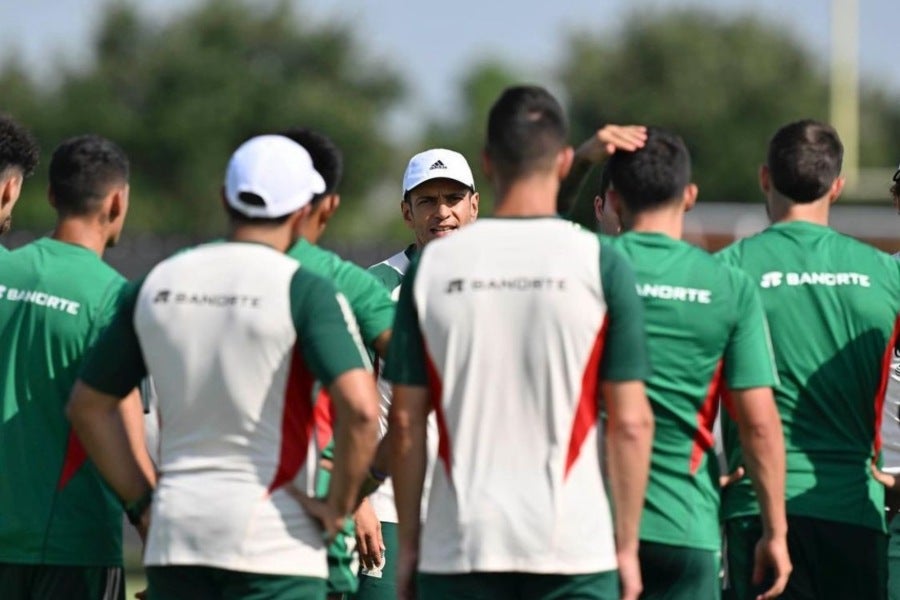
left=609, top=232, right=777, bottom=551
left=717, top=220, right=900, bottom=532
left=287, top=239, right=394, bottom=347
left=0, top=238, right=126, bottom=565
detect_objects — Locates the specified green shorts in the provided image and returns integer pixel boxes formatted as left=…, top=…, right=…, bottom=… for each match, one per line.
left=146, top=565, right=324, bottom=600
left=0, top=563, right=124, bottom=600
left=417, top=569, right=619, bottom=600
left=725, top=514, right=886, bottom=600
left=352, top=521, right=398, bottom=600
left=638, top=541, right=720, bottom=600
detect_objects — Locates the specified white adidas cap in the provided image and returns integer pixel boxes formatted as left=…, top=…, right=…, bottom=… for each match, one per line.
left=225, top=135, right=326, bottom=219
left=402, top=148, right=475, bottom=196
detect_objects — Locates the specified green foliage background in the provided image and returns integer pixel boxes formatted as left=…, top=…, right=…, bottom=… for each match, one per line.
left=2, top=1, right=899, bottom=241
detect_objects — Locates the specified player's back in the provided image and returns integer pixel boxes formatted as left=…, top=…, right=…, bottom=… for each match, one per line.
left=133, top=241, right=330, bottom=575
left=0, top=238, right=124, bottom=565
left=718, top=220, right=900, bottom=531
left=406, top=217, right=646, bottom=574
left=609, top=231, right=776, bottom=552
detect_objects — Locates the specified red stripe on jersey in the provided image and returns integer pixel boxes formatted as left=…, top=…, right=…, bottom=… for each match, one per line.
left=874, top=316, right=900, bottom=457
left=57, top=430, right=87, bottom=490
left=268, top=346, right=316, bottom=494
left=565, top=316, right=609, bottom=478
left=690, top=360, right=723, bottom=474
left=313, top=388, right=335, bottom=451
left=425, top=352, right=452, bottom=482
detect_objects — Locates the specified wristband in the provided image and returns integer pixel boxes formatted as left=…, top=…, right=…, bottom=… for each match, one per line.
left=123, top=489, right=153, bottom=526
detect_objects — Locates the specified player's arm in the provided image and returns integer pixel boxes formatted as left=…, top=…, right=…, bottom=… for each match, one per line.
left=557, top=125, right=648, bottom=221
left=67, top=279, right=154, bottom=533
left=597, top=241, right=654, bottom=600
left=291, top=271, right=380, bottom=537
left=341, top=261, right=395, bottom=361
left=728, top=387, right=790, bottom=600
left=722, top=271, right=790, bottom=599
left=382, top=256, right=430, bottom=600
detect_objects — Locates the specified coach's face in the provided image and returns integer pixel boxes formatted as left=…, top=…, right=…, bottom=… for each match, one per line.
left=402, top=178, right=479, bottom=248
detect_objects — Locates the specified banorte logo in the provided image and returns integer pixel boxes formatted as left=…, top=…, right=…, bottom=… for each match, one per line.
left=760, top=272, right=783, bottom=288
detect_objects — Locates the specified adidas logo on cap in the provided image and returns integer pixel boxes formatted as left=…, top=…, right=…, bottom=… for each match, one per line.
left=429, top=160, right=447, bottom=170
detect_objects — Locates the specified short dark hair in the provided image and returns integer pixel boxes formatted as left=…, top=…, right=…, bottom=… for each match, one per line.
left=606, top=127, right=691, bottom=213
left=49, top=135, right=130, bottom=217
left=0, top=114, right=39, bottom=178
left=224, top=204, right=292, bottom=227
left=485, top=85, right=568, bottom=179
left=767, top=120, right=843, bottom=203
left=278, top=127, right=343, bottom=203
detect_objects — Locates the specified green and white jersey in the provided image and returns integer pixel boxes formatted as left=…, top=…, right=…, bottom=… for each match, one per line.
left=385, top=218, right=650, bottom=574
left=287, top=239, right=394, bottom=348
left=718, top=221, right=900, bottom=533
left=608, top=232, right=777, bottom=552
left=0, top=238, right=126, bottom=566
left=369, top=244, right=414, bottom=301
left=79, top=241, right=370, bottom=578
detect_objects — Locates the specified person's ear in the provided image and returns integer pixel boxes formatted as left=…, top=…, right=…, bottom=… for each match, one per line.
left=470, top=191, right=479, bottom=219
left=557, top=146, right=575, bottom=180
left=593, top=195, right=604, bottom=223
left=829, top=176, right=845, bottom=204
left=683, top=183, right=698, bottom=212
left=481, top=149, right=493, bottom=180
left=0, top=173, right=23, bottom=210
left=107, top=184, right=129, bottom=224
left=401, top=198, right=413, bottom=228
left=759, top=164, right=771, bottom=195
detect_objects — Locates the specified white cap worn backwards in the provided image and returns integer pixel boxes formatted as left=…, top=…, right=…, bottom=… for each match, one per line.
left=402, top=148, right=475, bottom=196
left=225, top=135, right=326, bottom=219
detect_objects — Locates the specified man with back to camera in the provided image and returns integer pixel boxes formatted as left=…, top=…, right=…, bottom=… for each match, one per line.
left=279, top=127, right=396, bottom=599
left=387, top=85, right=654, bottom=600
left=597, top=126, right=790, bottom=600
left=356, top=146, right=480, bottom=600
left=0, top=114, right=39, bottom=250
left=718, top=120, right=900, bottom=600
left=0, top=134, right=152, bottom=600
left=66, top=135, right=381, bottom=599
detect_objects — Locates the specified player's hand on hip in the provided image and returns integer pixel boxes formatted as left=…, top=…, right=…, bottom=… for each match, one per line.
left=616, top=548, right=643, bottom=600
left=872, top=463, right=898, bottom=491
left=354, top=497, right=384, bottom=570
left=719, top=466, right=745, bottom=489
left=752, top=532, right=792, bottom=600
left=287, top=486, right=345, bottom=543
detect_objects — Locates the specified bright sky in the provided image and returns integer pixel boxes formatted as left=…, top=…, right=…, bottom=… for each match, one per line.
left=1, top=0, right=897, bottom=139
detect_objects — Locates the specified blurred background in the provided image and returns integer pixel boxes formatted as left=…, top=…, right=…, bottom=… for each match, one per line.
left=1, top=0, right=899, bottom=276
left=1, top=0, right=898, bottom=594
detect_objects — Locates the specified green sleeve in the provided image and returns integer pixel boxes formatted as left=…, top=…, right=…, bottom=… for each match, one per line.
left=723, top=269, right=779, bottom=389
left=79, top=277, right=148, bottom=396
left=599, top=239, right=652, bottom=381
left=383, top=256, right=428, bottom=386
left=335, top=261, right=395, bottom=346
left=290, top=269, right=370, bottom=386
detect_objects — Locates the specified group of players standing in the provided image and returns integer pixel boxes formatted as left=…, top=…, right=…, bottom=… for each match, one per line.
left=1, top=83, right=899, bottom=600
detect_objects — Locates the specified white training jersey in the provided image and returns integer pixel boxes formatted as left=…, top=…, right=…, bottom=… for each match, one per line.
left=82, top=242, right=369, bottom=577
left=385, top=218, right=650, bottom=574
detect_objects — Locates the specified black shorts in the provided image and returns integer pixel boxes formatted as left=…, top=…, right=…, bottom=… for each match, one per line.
left=0, top=563, right=124, bottom=600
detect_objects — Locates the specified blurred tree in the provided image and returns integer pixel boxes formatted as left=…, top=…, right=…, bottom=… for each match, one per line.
left=2, top=0, right=404, bottom=237
left=556, top=10, right=900, bottom=227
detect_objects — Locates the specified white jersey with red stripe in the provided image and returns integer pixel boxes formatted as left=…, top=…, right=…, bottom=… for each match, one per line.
left=881, top=252, right=900, bottom=473
left=386, top=218, right=650, bottom=574
left=130, top=243, right=366, bottom=577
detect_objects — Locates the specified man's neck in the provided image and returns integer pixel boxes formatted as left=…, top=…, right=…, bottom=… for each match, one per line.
left=767, top=193, right=830, bottom=226
left=228, top=226, right=292, bottom=253
left=493, top=174, right=560, bottom=218
left=628, top=205, right=685, bottom=240
left=51, top=218, right=107, bottom=257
